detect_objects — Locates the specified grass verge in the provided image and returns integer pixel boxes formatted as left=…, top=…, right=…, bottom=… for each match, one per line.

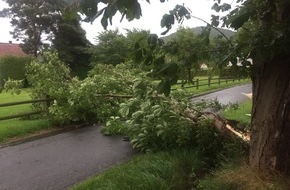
left=0, top=119, right=53, bottom=143
left=222, top=100, right=252, bottom=131
left=71, top=149, right=207, bottom=190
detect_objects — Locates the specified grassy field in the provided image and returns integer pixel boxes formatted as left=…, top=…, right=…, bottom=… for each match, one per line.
left=0, top=90, right=53, bottom=143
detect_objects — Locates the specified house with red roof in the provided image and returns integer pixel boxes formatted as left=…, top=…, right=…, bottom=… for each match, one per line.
left=0, top=41, right=26, bottom=57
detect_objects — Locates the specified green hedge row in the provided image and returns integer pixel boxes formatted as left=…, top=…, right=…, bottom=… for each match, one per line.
left=0, top=56, right=33, bottom=87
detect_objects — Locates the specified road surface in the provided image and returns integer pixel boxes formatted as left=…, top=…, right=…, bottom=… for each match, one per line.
left=0, top=126, right=134, bottom=190
left=191, top=83, right=252, bottom=105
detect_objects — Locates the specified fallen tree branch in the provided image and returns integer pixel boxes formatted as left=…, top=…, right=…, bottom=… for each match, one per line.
left=184, top=109, right=250, bottom=143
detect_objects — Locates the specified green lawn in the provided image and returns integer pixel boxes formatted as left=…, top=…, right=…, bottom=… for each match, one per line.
left=0, top=89, right=32, bottom=117
left=0, top=90, right=53, bottom=143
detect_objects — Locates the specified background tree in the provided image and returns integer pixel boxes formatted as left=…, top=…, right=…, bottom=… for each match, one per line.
left=90, top=29, right=130, bottom=66
left=0, top=0, right=63, bottom=57
left=166, top=27, right=210, bottom=83
left=52, top=14, right=91, bottom=78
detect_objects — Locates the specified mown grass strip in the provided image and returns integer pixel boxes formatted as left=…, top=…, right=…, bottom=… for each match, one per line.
left=0, top=119, right=52, bottom=143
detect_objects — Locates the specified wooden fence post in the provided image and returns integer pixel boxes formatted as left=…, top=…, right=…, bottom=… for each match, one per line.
left=45, top=95, right=51, bottom=112
left=208, top=76, right=211, bottom=87
left=226, top=76, right=228, bottom=84
left=196, top=79, right=199, bottom=89
left=218, top=77, right=221, bottom=85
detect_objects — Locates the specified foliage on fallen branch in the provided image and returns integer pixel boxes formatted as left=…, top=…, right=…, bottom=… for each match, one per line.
left=26, top=52, right=149, bottom=124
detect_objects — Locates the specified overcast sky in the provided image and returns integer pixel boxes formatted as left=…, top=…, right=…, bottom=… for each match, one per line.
left=0, top=0, right=236, bottom=44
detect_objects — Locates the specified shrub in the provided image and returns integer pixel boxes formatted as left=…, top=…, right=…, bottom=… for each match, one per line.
left=0, top=55, right=33, bottom=87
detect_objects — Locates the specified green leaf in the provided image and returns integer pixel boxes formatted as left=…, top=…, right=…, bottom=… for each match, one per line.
left=138, top=133, right=146, bottom=137
left=153, top=107, right=162, bottom=116
left=119, top=106, right=130, bottom=117
left=156, top=130, right=164, bottom=137
left=211, top=15, right=220, bottom=27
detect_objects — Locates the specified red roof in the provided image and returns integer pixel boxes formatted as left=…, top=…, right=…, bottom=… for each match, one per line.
left=0, top=42, right=27, bottom=57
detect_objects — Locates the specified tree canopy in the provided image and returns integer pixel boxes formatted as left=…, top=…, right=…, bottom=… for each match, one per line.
left=0, top=0, right=64, bottom=56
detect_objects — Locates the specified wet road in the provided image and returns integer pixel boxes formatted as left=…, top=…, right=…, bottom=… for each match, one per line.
left=191, top=84, right=252, bottom=105
left=0, top=126, right=134, bottom=190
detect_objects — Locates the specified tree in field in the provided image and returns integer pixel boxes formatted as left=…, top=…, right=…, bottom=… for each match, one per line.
left=91, top=29, right=130, bottom=66
left=167, top=27, right=210, bottom=83
left=0, top=0, right=63, bottom=57
left=70, top=0, right=290, bottom=174
left=52, top=14, right=91, bottom=72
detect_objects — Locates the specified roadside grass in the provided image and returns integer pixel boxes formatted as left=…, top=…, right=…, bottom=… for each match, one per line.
left=0, top=89, right=54, bottom=143
left=0, top=119, right=52, bottom=143
left=71, top=149, right=207, bottom=190
left=222, top=100, right=252, bottom=126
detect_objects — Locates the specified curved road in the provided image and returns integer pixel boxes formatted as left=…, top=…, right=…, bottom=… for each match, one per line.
left=0, top=84, right=252, bottom=190
left=191, top=84, right=252, bottom=105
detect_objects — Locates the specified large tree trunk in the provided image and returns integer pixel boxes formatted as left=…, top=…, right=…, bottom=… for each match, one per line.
left=250, top=56, right=290, bottom=174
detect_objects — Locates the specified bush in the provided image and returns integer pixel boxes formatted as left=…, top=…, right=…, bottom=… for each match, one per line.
left=0, top=55, right=33, bottom=87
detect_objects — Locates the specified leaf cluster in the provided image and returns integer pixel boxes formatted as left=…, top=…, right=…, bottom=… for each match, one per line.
left=117, top=87, right=223, bottom=155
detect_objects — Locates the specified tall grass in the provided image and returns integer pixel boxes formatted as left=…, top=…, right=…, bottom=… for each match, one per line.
left=71, top=150, right=207, bottom=190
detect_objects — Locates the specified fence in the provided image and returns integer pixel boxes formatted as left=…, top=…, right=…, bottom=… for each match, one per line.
left=0, top=76, right=247, bottom=122
left=0, top=98, right=52, bottom=121
left=172, top=76, right=247, bottom=91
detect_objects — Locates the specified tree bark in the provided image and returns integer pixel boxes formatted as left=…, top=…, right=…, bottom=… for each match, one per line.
left=250, top=56, right=290, bottom=174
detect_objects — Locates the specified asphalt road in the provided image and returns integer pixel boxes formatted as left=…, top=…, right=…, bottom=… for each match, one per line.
left=0, top=126, right=134, bottom=190
left=191, top=83, right=252, bottom=105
